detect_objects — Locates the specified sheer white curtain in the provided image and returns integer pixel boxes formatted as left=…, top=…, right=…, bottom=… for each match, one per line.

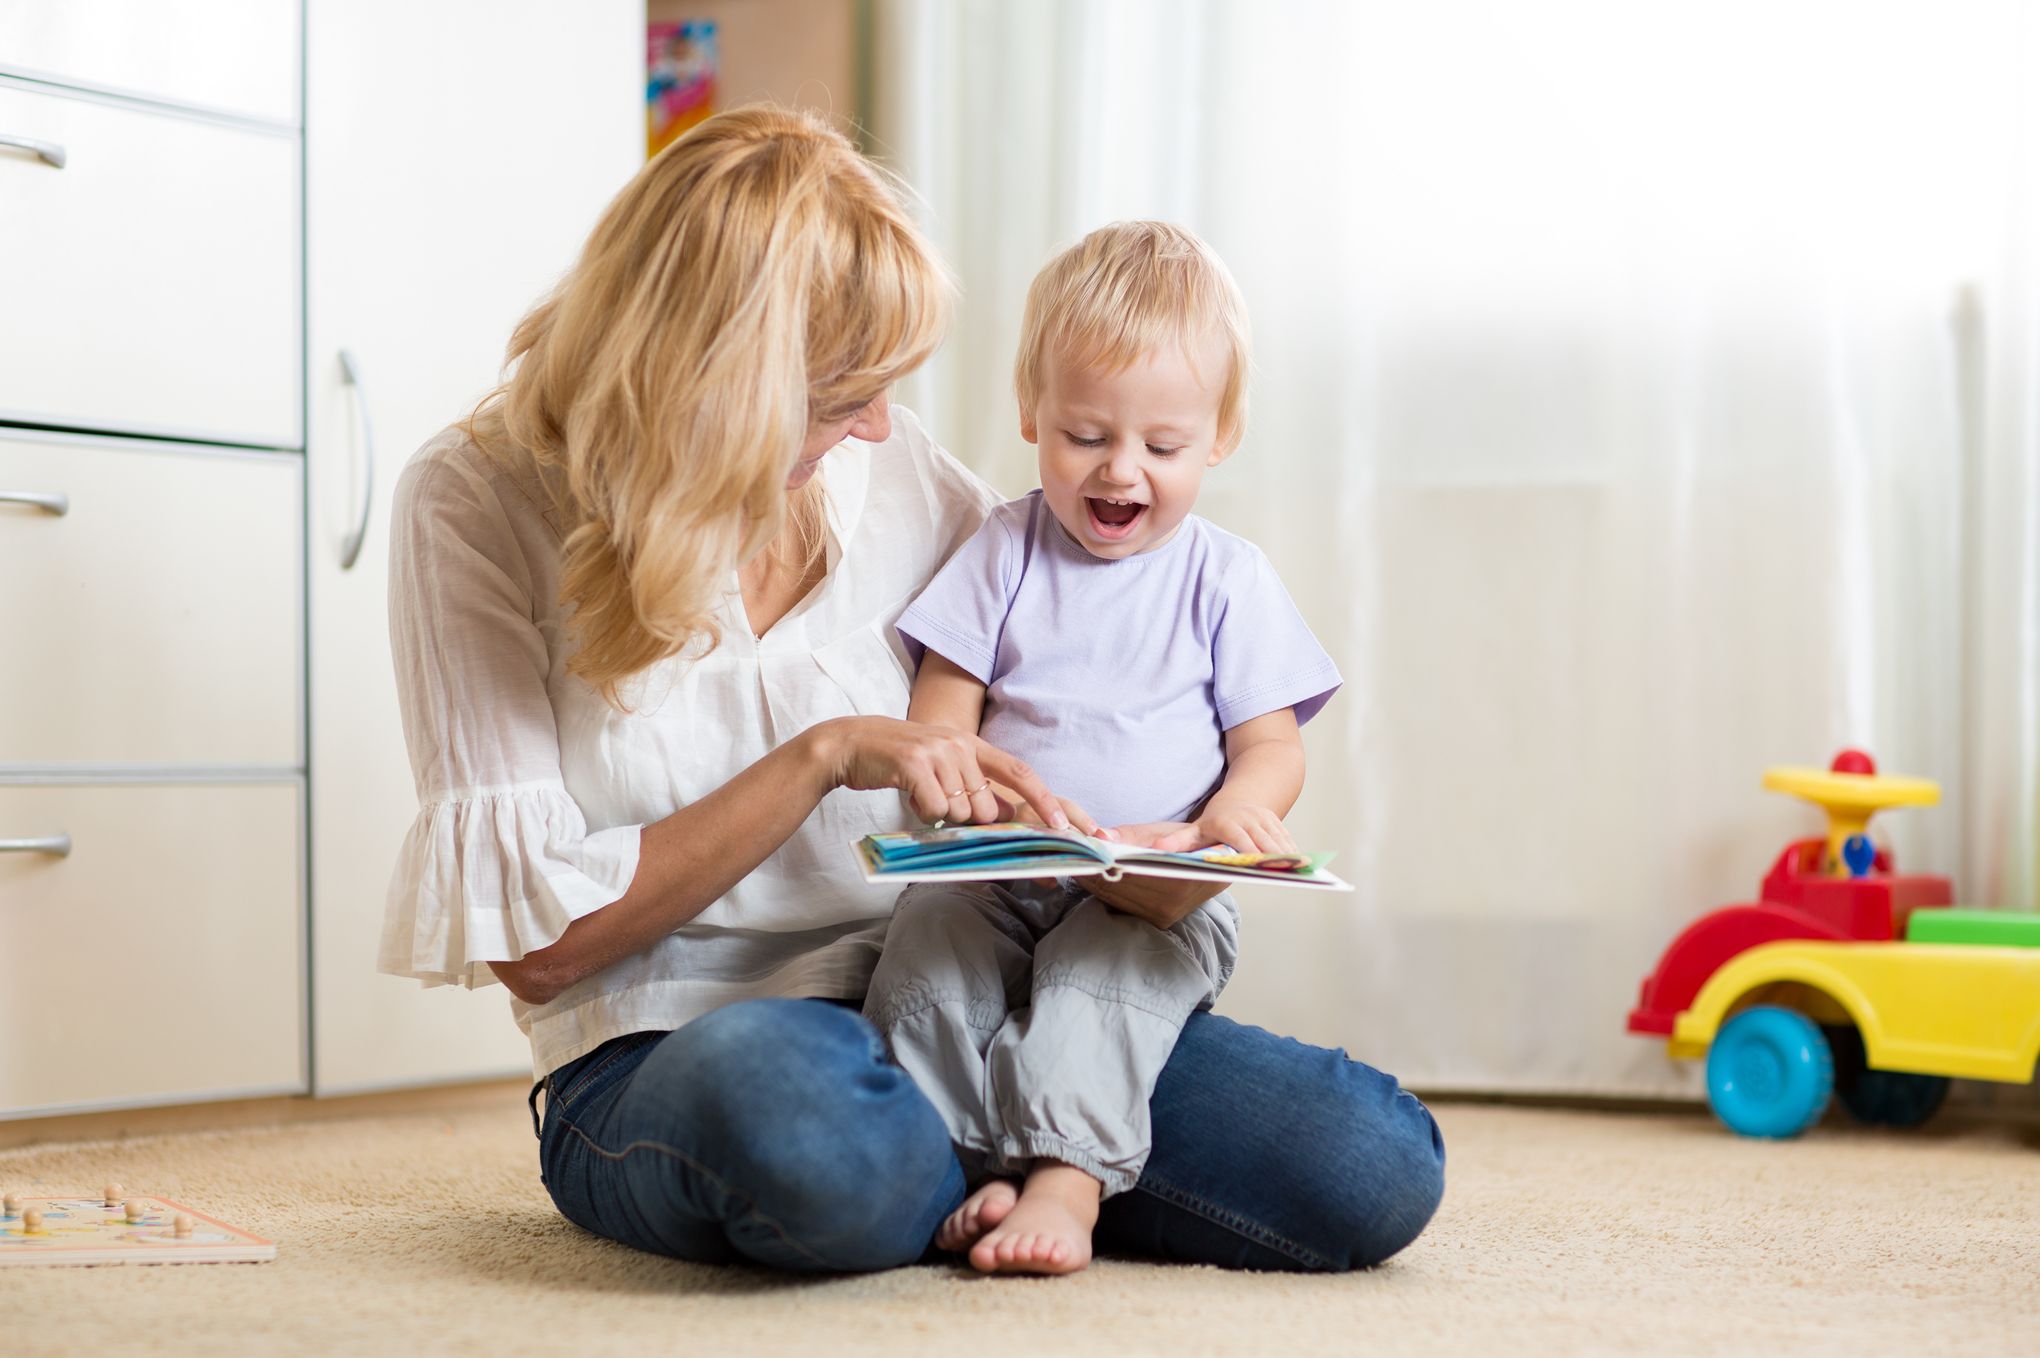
left=867, top=0, right=2040, bottom=1095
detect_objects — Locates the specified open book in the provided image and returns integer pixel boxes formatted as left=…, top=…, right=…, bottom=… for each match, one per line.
left=852, top=823, right=1351, bottom=891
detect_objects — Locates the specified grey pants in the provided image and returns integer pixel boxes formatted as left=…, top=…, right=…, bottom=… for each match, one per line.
left=863, top=879, right=1240, bottom=1198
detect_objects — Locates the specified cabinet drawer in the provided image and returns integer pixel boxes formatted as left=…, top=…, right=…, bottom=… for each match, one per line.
left=0, top=83, right=299, bottom=447
left=0, top=781, right=304, bottom=1115
left=0, top=1, right=298, bottom=125
left=0, top=436, right=300, bottom=768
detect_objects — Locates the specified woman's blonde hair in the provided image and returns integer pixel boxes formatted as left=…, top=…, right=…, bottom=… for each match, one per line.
left=467, top=105, right=950, bottom=703
left=1014, top=221, right=1251, bottom=455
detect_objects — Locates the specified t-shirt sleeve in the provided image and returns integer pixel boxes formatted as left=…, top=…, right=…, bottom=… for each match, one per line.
left=1211, top=545, right=1343, bottom=730
left=893, top=508, right=1021, bottom=683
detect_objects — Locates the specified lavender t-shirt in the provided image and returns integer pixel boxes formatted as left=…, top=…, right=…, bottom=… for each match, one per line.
left=895, top=491, right=1341, bottom=829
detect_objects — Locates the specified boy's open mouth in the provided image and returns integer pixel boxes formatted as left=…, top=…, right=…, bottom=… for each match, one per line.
left=1085, top=496, right=1147, bottom=540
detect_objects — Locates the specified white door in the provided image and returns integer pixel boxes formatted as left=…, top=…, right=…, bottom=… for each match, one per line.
left=305, top=0, right=643, bottom=1093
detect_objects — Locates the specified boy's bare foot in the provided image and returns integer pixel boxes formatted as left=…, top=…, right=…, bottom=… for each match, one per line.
left=968, top=1162, right=1101, bottom=1275
left=936, top=1179, right=1019, bottom=1253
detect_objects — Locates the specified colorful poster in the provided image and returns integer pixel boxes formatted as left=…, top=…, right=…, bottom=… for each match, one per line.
left=647, top=21, right=717, bottom=159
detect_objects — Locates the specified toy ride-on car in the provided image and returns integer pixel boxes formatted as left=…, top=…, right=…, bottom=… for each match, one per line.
left=1627, top=749, right=2040, bottom=1138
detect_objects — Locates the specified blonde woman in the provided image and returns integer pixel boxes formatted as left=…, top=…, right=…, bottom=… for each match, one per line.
left=380, top=107, right=1443, bottom=1274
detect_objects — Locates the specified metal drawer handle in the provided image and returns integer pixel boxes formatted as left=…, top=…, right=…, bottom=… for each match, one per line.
left=0, top=834, right=71, bottom=857
left=0, top=491, right=68, bottom=516
left=0, top=134, right=66, bottom=169
left=338, top=349, right=375, bottom=571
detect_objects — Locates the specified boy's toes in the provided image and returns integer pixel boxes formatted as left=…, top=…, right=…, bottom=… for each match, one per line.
left=941, top=1181, right=1020, bottom=1256
left=974, top=1184, right=1019, bottom=1232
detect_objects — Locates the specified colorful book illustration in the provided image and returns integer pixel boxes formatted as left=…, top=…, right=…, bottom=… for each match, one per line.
left=853, top=824, right=1351, bottom=891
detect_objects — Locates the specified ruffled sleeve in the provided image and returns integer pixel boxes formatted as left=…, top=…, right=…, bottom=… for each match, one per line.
left=377, top=437, right=642, bottom=989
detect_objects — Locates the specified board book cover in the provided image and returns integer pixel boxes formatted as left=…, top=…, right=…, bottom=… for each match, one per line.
left=852, top=824, right=1351, bottom=891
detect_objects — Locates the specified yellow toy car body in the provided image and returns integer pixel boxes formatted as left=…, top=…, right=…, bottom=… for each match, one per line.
left=1667, top=940, right=2040, bottom=1083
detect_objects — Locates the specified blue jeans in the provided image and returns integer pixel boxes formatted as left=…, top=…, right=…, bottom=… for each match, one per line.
left=536, top=998, right=1444, bottom=1273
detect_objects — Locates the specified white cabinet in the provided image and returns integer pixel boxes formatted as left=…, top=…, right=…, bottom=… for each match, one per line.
left=304, top=0, right=643, bottom=1093
left=0, top=783, right=304, bottom=1115
left=0, top=435, right=300, bottom=768
left=0, top=21, right=305, bottom=1118
left=0, top=0, right=299, bottom=124
left=0, top=80, right=300, bottom=446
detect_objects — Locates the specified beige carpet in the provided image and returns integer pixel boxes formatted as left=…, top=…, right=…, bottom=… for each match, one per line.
left=3, top=1096, right=2037, bottom=1357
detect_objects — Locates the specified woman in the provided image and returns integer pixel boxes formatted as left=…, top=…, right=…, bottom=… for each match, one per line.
left=381, top=106, right=1443, bottom=1274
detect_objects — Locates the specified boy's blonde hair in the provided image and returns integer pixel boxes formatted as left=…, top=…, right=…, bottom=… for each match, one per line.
left=1014, top=221, right=1250, bottom=455
left=467, top=105, right=950, bottom=705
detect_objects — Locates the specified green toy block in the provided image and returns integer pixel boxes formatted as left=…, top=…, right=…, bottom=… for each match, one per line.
left=1906, top=908, right=2040, bottom=949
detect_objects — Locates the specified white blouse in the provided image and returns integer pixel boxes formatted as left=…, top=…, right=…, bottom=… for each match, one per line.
left=378, top=407, right=1001, bottom=1077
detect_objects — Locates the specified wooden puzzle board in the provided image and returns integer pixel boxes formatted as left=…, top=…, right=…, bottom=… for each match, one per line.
left=0, top=1196, right=274, bottom=1266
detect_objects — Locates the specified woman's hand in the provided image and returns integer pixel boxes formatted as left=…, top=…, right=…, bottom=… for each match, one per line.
left=1086, top=872, right=1226, bottom=930
left=809, top=716, right=1068, bottom=829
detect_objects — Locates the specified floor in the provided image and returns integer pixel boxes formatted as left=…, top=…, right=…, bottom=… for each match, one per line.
left=2, top=1093, right=2037, bottom=1357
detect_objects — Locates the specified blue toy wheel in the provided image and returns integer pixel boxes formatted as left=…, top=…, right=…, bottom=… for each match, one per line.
left=1706, top=1006, right=1833, bottom=1138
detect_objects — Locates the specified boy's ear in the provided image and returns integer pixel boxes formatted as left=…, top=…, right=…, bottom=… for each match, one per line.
left=1206, top=439, right=1237, bottom=468
left=1020, top=409, right=1039, bottom=444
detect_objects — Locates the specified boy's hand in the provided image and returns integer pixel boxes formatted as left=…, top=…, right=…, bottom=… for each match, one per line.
left=1113, top=803, right=1296, bottom=855
left=1107, top=820, right=1200, bottom=851
left=1196, top=802, right=1296, bottom=854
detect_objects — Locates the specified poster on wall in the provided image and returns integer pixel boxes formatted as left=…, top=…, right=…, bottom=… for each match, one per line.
left=648, top=21, right=717, bottom=159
